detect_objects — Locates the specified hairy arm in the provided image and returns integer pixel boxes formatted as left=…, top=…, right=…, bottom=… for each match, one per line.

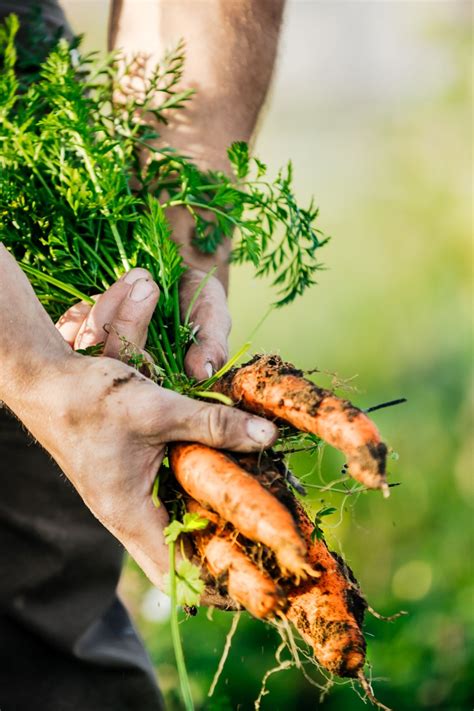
left=110, top=0, right=285, bottom=376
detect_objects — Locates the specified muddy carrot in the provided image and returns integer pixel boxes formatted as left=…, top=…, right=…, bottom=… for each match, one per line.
left=234, top=452, right=367, bottom=677
left=186, top=499, right=283, bottom=619
left=214, top=355, right=388, bottom=493
left=170, top=443, right=314, bottom=579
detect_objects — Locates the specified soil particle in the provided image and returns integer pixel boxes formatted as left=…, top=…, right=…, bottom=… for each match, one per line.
left=112, top=372, right=136, bottom=388
left=367, top=441, right=388, bottom=472
left=341, top=400, right=362, bottom=422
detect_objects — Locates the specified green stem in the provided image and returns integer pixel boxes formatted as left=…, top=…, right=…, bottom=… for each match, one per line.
left=148, top=321, right=174, bottom=379
left=172, top=282, right=184, bottom=370
left=157, top=317, right=179, bottom=373
left=109, top=221, right=131, bottom=274
left=75, top=233, right=116, bottom=282
left=183, top=267, right=217, bottom=328
left=20, top=263, right=95, bottom=303
left=99, top=242, right=123, bottom=278
left=163, top=199, right=240, bottom=229
left=169, top=541, right=195, bottom=711
left=73, top=134, right=131, bottom=272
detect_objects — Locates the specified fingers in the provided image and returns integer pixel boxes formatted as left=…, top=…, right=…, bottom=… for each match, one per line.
left=180, top=269, right=231, bottom=380
left=74, top=269, right=159, bottom=355
left=74, top=278, right=131, bottom=350
left=102, top=276, right=159, bottom=358
left=56, top=300, right=93, bottom=347
left=184, top=332, right=229, bottom=381
left=142, top=387, right=278, bottom=452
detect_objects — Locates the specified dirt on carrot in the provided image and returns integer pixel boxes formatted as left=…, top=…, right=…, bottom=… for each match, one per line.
left=233, top=452, right=368, bottom=677
left=214, top=354, right=389, bottom=493
left=169, top=443, right=314, bottom=579
left=186, top=498, right=284, bottom=620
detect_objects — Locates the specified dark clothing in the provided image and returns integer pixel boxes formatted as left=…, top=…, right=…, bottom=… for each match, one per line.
left=0, top=409, right=164, bottom=711
left=0, top=2, right=164, bottom=708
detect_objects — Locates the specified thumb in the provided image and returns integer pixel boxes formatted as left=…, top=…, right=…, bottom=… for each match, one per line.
left=103, top=276, right=159, bottom=358
left=142, top=387, right=278, bottom=452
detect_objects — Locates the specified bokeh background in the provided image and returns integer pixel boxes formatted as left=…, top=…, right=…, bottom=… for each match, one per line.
left=62, top=1, right=473, bottom=709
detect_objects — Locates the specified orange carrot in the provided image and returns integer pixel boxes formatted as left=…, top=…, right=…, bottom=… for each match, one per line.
left=214, top=354, right=389, bottom=493
left=286, top=499, right=367, bottom=677
left=186, top=499, right=283, bottom=619
left=170, top=443, right=313, bottom=579
left=232, top=453, right=367, bottom=677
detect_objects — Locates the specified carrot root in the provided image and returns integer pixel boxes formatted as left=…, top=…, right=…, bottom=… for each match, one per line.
left=235, top=453, right=368, bottom=678
left=214, top=355, right=388, bottom=491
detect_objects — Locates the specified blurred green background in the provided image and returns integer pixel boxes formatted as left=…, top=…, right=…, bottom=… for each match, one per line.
left=64, top=2, right=473, bottom=709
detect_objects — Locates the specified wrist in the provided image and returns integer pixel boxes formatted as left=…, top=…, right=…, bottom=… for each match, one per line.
left=0, top=243, right=74, bottom=418
left=0, top=346, right=76, bottom=434
left=166, top=206, right=231, bottom=289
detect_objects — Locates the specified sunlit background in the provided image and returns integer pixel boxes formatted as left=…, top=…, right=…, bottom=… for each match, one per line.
left=62, top=1, right=473, bottom=709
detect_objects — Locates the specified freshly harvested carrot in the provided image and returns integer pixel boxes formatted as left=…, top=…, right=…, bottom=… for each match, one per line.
left=186, top=499, right=283, bottom=619
left=214, top=354, right=389, bottom=494
left=234, top=453, right=367, bottom=677
left=286, top=499, right=367, bottom=677
left=170, top=443, right=313, bottom=579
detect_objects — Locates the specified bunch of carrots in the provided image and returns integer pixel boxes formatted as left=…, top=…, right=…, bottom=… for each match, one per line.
left=164, top=354, right=396, bottom=710
left=0, top=15, right=403, bottom=709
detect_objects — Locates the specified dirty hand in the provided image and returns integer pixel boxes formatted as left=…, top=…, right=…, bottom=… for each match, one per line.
left=179, top=267, right=231, bottom=380
left=23, top=268, right=275, bottom=591
left=56, top=266, right=231, bottom=382
left=56, top=267, right=160, bottom=358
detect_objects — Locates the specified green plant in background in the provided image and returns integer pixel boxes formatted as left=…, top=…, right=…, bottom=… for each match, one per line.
left=0, top=13, right=330, bottom=710
left=0, top=14, right=327, bottom=395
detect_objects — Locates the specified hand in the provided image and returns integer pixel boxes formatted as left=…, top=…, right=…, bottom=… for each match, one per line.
left=179, top=267, right=231, bottom=381
left=40, top=352, right=277, bottom=591
left=20, top=269, right=277, bottom=592
left=56, top=268, right=159, bottom=359
left=56, top=266, right=231, bottom=381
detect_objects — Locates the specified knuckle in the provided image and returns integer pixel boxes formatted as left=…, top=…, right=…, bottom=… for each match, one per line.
left=113, top=312, right=136, bottom=329
left=204, top=405, right=233, bottom=448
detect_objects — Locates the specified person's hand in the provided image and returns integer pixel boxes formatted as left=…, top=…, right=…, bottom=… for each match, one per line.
left=56, top=267, right=159, bottom=359
left=40, top=351, right=276, bottom=591
left=22, top=268, right=276, bottom=593
left=56, top=266, right=231, bottom=382
left=179, top=267, right=231, bottom=381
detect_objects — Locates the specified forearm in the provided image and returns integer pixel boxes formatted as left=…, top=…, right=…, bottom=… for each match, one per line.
left=0, top=244, right=71, bottom=424
left=110, top=0, right=285, bottom=283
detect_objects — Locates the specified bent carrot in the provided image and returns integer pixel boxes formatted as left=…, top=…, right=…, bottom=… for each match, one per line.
left=235, top=452, right=367, bottom=677
left=186, top=499, right=283, bottom=620
left=170, top=443, right=313, bottom=579
left=215, top=355, right=388, bottom=493
left=286, top=499, right=367, bottom=677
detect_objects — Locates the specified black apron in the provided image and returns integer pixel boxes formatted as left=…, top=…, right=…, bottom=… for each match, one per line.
left=0, top=408, right=164, bottom=711
left=0, top=1, right=164, bottom=708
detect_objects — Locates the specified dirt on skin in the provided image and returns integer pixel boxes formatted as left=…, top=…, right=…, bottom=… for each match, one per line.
left=215, top=355, right=388, bottom=491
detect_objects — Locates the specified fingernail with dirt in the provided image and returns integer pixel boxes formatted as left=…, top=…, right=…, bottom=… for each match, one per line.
left=247, top=418, right=277, bottom=446
left=123, top=269, right=141, bottom=284
left=204, top=362, right=214, bottom=379
left=130, top=278, right=154, bottom=301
